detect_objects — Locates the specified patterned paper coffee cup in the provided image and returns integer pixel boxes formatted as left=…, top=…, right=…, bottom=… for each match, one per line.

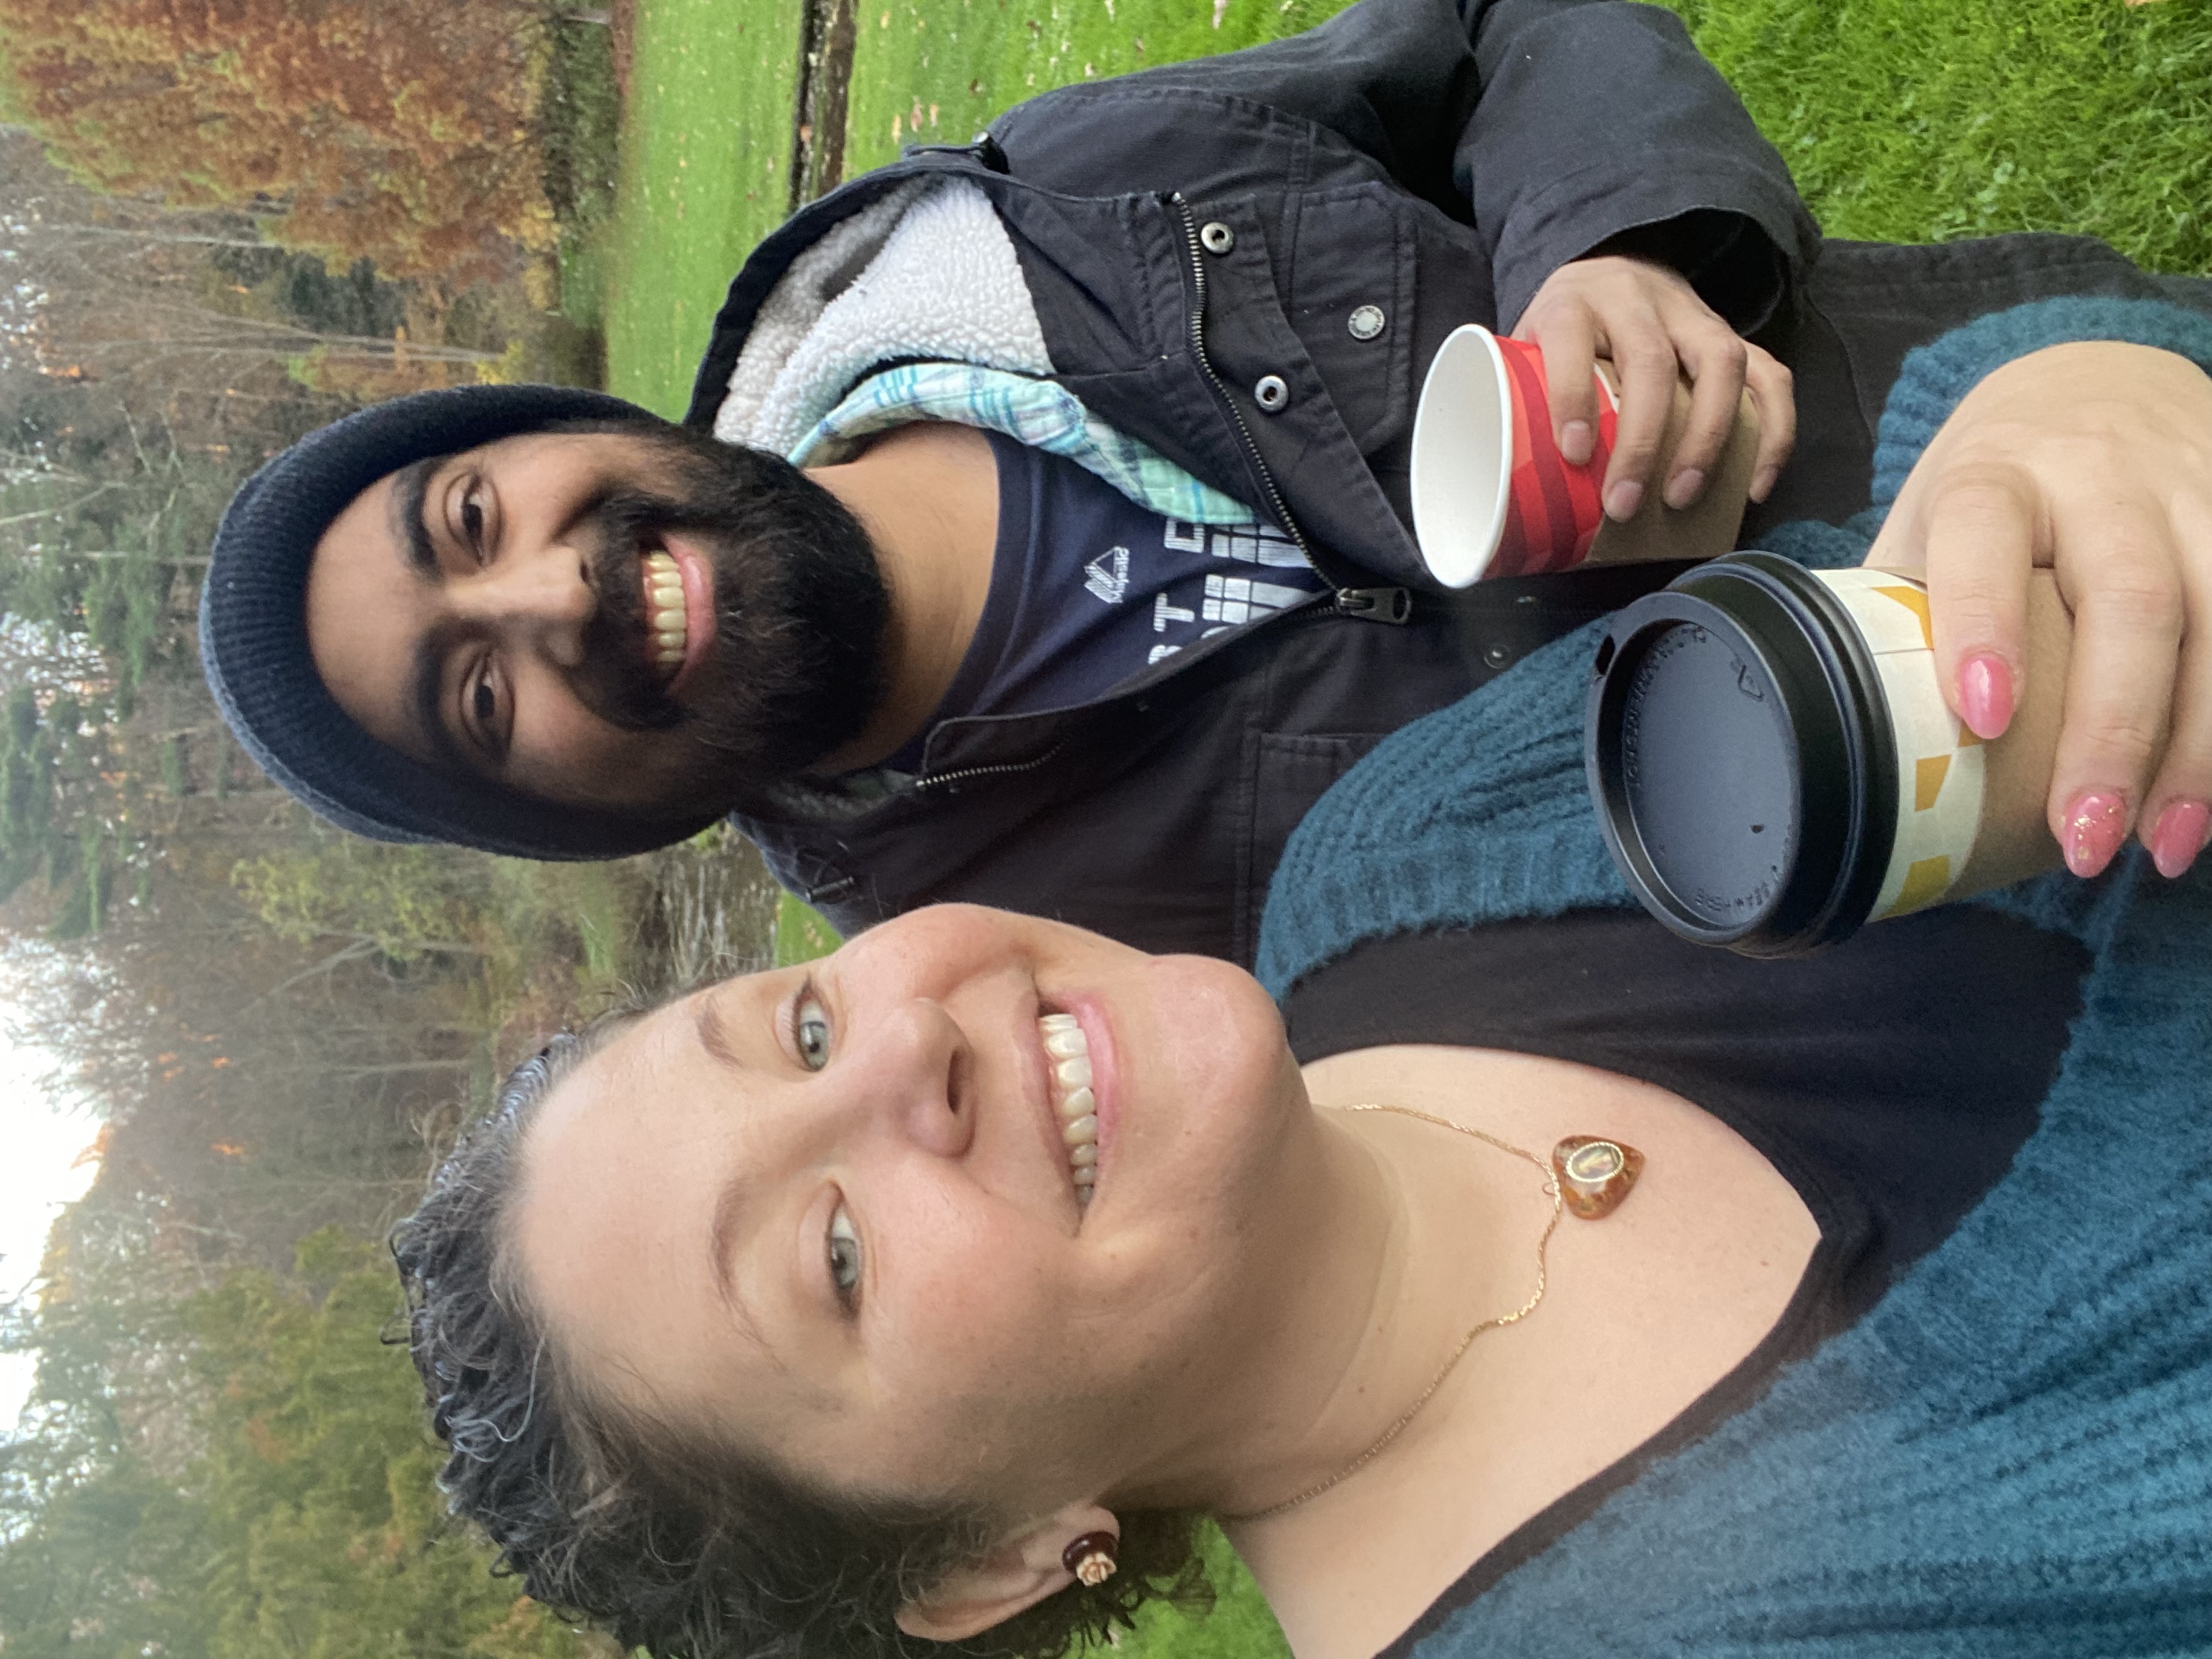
left=1812, top=569, right=1989, bottom=921
left=1588, top=555, right=1995, bottom=956
left=1410, top=324, right=1620, bottom=585
left=1589, top=554, right=2068, bottom=957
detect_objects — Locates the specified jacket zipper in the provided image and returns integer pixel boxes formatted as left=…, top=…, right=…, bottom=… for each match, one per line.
left=915, top=201, right=1411, bottom=798
left=1170, top=192, right=1408, bottom=626
left=914, top=740, right=1067, bottom=793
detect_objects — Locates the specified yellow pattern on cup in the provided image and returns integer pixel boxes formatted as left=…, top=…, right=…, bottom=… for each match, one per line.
left=1894, top=855, right=1955, bottom=915
left=1915, top=754, right=1951, bottom=811
left=1812, top=569, right=1988, bottom=920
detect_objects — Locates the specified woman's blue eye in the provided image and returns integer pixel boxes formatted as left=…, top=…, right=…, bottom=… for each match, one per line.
left=795, top=993, right=831, bottom=1070
left=827, top=1204, right=861, bottom=1307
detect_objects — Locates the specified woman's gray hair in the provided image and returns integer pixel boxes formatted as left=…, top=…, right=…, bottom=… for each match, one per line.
left=391, top=1007, right=1210, bottom=1659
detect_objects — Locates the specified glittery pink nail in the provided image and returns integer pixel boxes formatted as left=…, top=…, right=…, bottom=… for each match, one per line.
left=2063, top=792, right=2128, bottom=879
left=2148, top=800, right=2211, bottom=880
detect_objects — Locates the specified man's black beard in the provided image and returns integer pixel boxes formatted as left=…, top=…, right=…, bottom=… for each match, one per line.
left=556, top=420, right=890, bottom=802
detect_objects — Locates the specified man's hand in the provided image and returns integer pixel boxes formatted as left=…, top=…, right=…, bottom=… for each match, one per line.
left=1514, top=254, right=1796, bottom=522
left=1867, top=341, right=2212, bottom=880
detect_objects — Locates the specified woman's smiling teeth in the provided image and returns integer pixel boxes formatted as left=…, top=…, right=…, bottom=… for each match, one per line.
left=1039, top=1013, right=1098, bottom=1206
left=643, top=550, right=687, bottom=676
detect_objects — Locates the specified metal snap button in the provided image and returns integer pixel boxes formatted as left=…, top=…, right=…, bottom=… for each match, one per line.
left=1200, top=221, right=1236, bottom=255
left=1253, top=374, right=1290, bottom=412
left=1482, top=641, right=1514, bottom=670
left=1347, top=304, right=1387, bottom=341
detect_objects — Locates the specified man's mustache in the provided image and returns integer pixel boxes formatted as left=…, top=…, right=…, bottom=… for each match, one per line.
left=517, top=434, right=890, bottom=788
left=570, top=489, right=714, bottom=734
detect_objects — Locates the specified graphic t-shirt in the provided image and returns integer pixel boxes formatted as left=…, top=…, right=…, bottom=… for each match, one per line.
left=895, top=433, right=1327, bottom=768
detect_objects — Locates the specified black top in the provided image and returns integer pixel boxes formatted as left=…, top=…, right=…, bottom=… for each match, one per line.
left=1281, top=904, right=2090, bottom=1655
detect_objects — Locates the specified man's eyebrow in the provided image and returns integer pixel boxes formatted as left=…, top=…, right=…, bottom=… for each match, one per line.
left=385, top=454, right=472, bottom=776
left=407, top=625, right=469, bottom=776
left=390, top=455, right=443, bottom=578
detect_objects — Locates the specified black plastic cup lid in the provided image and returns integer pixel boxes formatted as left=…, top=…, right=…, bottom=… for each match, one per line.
left=1584, top=554, right=1898, bottom=956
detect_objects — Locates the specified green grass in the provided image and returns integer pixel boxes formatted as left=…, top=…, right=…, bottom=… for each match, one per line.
left=841, top=0, right=2212, bottom=269
left=605, top=0, right=2211, bottom=418
left=543, top=14, right=627, bottom=344
left=602, top=0, right=1373, bottom=413
left=486, top=857, right=658, bottom=990
left=1123, top=1520, right=1292, bottom=1659
left=840, top=0, right=1357, bottom=175
left=1671, top=0, right=2212, bottom=271
left=605, top=0, right=807, bottom=415
left=771, top=888, right=844, bottom=964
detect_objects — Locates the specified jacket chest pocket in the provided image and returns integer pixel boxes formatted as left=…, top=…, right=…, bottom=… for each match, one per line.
left=1284, top=187, right=1413, bottom=458
left=1236, top=730, right=1385, bottom=968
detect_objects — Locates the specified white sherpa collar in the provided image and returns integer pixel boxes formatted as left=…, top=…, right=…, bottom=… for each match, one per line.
left=714, top=180, right=1054, bottom=456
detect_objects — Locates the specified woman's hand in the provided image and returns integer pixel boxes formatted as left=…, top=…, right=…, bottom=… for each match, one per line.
left=1514, top=254, right=1796, bottom=521
left=1867, top=341, right=2212, bottom=880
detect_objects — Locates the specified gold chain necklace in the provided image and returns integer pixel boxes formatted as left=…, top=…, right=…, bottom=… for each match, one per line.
left=1233, top=1102, right=1567, bottom=1522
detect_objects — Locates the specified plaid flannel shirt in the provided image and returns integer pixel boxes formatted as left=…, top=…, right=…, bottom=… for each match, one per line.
left=789, top=361, right=1261, bottom=528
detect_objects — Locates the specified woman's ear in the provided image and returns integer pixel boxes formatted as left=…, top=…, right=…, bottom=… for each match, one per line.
left=894, top=1503, right=1117, bottom=1644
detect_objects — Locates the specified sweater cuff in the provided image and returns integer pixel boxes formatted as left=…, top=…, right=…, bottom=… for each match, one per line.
left=1872, top=297, right=2212, bottom=508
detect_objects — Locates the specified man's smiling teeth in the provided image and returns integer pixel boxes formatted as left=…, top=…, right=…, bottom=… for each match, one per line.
left=643, top=551, right=687, bottom=675
left=1039, top=1013, right=1097, bottom=1206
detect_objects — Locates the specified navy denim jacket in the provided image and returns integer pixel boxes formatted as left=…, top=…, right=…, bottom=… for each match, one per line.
left=684, top=0, right=2211, bottom=962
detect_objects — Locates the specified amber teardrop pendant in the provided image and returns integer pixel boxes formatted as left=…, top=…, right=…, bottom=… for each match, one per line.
left=1552, top=1135, right=1643, bottom=1220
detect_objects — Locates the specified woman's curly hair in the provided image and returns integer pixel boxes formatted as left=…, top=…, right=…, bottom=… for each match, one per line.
left=391, top=1016, right=1212, bottom=1659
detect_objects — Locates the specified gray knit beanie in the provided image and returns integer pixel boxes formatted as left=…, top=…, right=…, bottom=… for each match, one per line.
left=200, top=384, right=726, bottom=860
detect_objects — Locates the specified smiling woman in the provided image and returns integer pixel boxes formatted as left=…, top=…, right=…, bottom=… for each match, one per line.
left=394, top=910, right=1259, bottom=1659
left=393, top=827, right=2212, bottom=1659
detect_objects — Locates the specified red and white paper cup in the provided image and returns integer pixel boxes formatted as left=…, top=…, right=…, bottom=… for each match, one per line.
left=1409, top=324, right=1620, bottom=585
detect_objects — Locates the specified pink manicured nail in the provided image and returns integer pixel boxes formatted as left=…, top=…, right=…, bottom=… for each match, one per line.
left=1606, top=479, right=1644, bottom=521
left=2062, top=791, right=2129, bottom=879
left=1957, top=654, right=2015, bottom=741
left=2148, top=799, right=2211, bottom=879
left=1560, top=420, right=1594, bottom=466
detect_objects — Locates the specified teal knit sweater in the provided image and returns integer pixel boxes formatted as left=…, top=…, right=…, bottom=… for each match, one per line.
left=1256, top=299, right=2212, bottom=1655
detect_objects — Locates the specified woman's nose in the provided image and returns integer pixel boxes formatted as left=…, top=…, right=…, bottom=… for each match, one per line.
left=842, top=999, right=978, bottom=1161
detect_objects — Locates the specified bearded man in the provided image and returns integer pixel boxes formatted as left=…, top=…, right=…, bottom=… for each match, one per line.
left=201, top=0, right=2212, bottom=961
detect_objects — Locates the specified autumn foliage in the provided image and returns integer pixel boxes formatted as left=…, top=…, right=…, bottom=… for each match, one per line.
left=0, top=0, right=559, bottom=284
